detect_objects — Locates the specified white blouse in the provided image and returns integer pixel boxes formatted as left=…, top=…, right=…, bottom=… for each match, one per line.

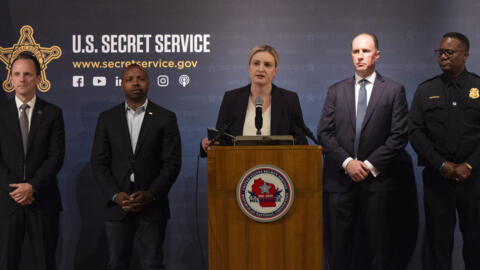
left=242, top=98, right=271, bottom=136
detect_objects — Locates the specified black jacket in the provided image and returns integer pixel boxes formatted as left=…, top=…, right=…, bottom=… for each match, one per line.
left=215, top=84, right=307, bottom=144
left=0, top=97, right=65, bottom=215
left=91, top=101, right=181, bottom=221
left=409, top=71, right=480, bottom=169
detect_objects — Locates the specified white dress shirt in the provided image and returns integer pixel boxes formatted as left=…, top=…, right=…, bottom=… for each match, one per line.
left=354, top=72, right=376, bottom=114
left=125, top=99, right=148, bottom=182
left=15, top=95, right=36, bottom=130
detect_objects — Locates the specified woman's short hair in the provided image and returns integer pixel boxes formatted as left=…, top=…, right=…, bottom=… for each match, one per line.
left=248, top=45, right=279, bottom=67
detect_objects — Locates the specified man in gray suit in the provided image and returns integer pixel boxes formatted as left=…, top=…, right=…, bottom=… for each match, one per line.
left=317, top=33, right=417, bottom=270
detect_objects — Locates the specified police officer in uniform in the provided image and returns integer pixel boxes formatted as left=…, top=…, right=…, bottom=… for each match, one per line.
left=409, top=32, right=480, bottom=270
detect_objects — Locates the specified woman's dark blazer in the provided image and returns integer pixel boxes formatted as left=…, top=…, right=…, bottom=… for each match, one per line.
left=215, top=84, right=307, bottom=145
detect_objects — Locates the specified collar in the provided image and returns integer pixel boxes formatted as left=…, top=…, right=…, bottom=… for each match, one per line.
left=441, top=69, right=468, bottom=89
left=355, top=71, right=376, bottom=85
left=15, top=95, right=36, bottom=110
left=248, top=83, right=275, bottom=96
left=125, top=99, right=148, bottom=112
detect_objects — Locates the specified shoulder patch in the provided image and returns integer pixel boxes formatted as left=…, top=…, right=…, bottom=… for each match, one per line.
left=469, top=72, right=480, bottom=80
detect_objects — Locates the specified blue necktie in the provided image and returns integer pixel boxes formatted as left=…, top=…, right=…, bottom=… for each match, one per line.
left=354, top=79, right=367, bottom=158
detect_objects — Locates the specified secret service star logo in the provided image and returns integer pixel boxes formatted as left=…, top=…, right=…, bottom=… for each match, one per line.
left=0, top=25, right=62, bottom=92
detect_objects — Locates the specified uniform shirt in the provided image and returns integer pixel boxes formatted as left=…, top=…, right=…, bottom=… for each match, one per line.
left=409, top=70, right=480, bottom=169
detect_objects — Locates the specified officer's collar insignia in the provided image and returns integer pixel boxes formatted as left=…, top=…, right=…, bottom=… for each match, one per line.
left=429, top=96, right=440, bottom=99
left=469, top=88, right=479, bottom=99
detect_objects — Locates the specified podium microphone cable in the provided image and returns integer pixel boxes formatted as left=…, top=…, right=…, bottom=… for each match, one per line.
left=195, top=153, right=206, bottom=270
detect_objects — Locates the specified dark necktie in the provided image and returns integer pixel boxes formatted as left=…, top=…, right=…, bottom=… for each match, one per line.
left=354, top=79, right=367, bottom=158
left=19, top=104, right=30, bottom=157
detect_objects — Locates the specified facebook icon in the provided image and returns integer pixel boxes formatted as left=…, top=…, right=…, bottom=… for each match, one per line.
left=72, top=75, right=84, bottom=87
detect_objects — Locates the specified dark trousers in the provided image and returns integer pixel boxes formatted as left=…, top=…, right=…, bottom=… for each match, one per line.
left=105, top=215, right=168, bottom=270
left=0, top=207, right=59, bottom=270
left=423, top=168, right=480, bottom=270
left=324, top=186, right=390, bottom=270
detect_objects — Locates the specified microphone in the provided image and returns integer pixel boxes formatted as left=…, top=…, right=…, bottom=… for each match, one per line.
left=255, top=96, right=263, bottom=135
left=301, top=121, right=320, bottom=145
left=295, top=112, right=320, bottom=145
left=208, top=122, right=232, bottom=147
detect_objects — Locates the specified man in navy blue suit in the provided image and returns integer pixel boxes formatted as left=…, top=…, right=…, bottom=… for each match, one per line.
left=318, top=33, right=417, bottom=270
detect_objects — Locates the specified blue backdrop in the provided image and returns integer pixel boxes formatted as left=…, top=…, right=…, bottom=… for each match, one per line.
left=1, top=0, right=479, bottom=269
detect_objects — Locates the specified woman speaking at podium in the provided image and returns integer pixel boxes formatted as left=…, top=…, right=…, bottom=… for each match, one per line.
left=201, top=45, right=308, bottom=153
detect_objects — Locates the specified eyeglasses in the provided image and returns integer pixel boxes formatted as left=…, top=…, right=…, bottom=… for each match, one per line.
left=434, top=49, right=463, bottom=57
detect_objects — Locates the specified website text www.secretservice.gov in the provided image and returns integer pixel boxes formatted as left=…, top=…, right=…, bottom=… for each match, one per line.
left=72, top=59, right=198, bottom=70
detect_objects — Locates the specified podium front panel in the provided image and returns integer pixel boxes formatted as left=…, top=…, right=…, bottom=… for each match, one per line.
left=208, top=145, right=323, bottom=270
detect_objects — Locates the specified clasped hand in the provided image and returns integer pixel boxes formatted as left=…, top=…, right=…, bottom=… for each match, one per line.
left=9, top=183, right=35, bottom=206
left=346, top=160, right=370, bottom=182
left=114, top=191, right=153, bottom=213
left=440, top=161, right=472, bottom=182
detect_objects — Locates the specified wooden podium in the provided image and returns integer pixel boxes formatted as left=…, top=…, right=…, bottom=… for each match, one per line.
left=207, top=145, right=323, bottom=270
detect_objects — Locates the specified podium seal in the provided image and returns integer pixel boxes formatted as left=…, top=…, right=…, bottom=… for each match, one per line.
left=236, top=164, right=294, bottom=222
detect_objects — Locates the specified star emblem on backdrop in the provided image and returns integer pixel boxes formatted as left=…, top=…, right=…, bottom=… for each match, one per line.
left=0, top=25, right=62, bottom=92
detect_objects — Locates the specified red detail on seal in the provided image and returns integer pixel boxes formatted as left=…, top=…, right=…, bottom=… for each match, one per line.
left=252, top=178, right=277, bottom=207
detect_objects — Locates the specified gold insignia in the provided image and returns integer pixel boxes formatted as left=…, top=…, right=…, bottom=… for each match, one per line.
left=469, top=88, right=479, bottom=99
left=0, top=25, right=62, bottom=93
left=429, top=96, right=440, bottom=99
left=148, top=112, right=153, bottom=115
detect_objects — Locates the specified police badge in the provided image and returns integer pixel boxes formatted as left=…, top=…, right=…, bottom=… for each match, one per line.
left=469, top=88, right=479, bottom=99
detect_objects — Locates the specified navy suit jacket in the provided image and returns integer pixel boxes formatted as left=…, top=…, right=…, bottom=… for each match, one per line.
left=317, top=73, right=412, bottom=192
left=215, top=84, right=307, bottom=145
left=91, top=101, right=181, bottom=221
left=0, top=97, right=65, bottom=215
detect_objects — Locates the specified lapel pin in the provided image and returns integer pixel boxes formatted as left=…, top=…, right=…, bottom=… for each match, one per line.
left=37, top=110, right=43, bottom=114
left=148, top=112, right=153, bottom=115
